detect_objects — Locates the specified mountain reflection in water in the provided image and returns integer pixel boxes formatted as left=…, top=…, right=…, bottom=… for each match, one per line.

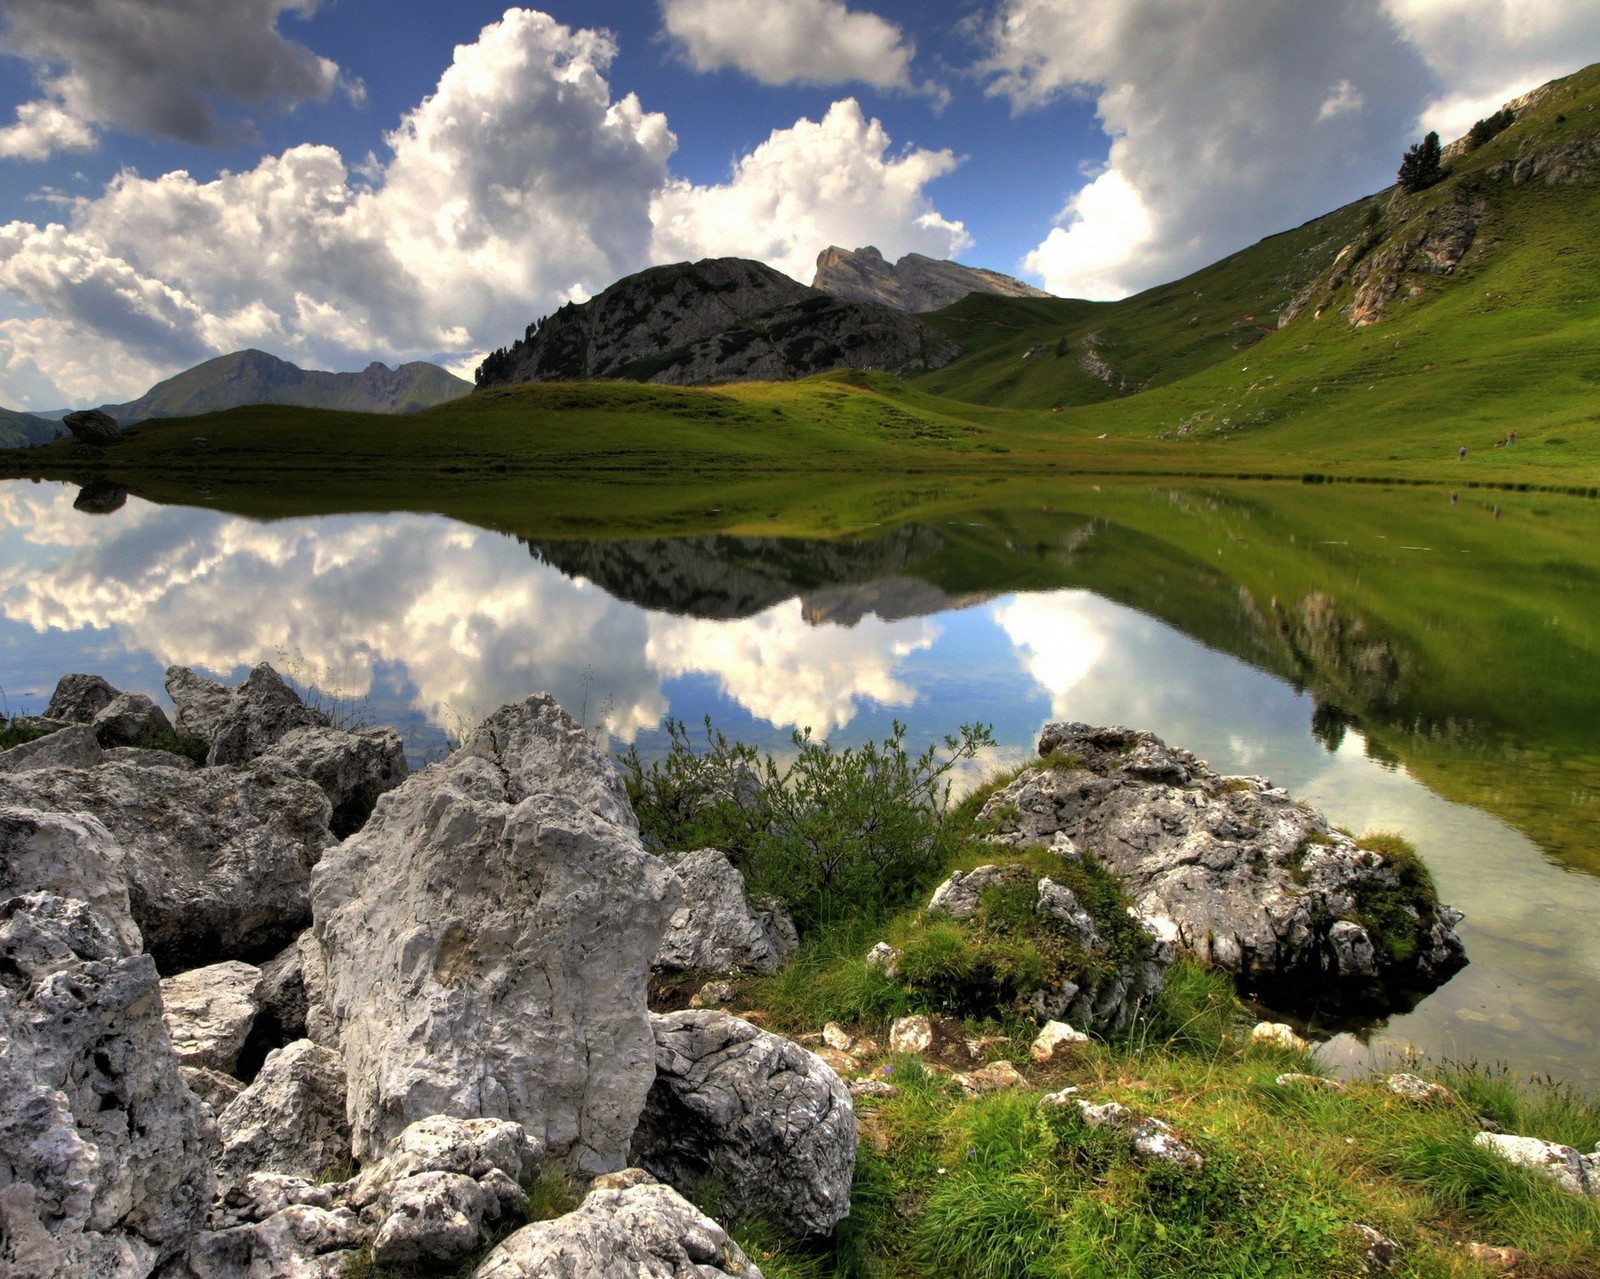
left=2, top=478, right=1598, bottom=1089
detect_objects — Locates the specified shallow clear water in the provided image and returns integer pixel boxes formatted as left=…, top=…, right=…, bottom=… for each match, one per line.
left=3, top=479, right=1597, bottom=1089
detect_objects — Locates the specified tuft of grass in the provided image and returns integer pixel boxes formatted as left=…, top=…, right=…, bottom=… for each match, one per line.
left=1352, top=831, right=1442, bottom=965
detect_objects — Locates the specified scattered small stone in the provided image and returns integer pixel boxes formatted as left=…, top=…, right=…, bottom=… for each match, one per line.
left=815, top=1046, right=860, bottom=1076
left=953, top=1060, right=1025, bottom=1097
left=1073, top=1099, right=1204, bottom=1171
left=823, top=1021, right=853, bottom=1051
left=1352, top=1223, right=1401, bottom=1274
left=1037, top=1086, right=1080, bottom=1108
left=1386, top=1073, right=1455, bottom=1105
left=1463, top=1242, right=1524, bottom=1271
left=889, top=1014, right=934, bottom=1055
left=1250, top=1021, right=1310, bottom=1053
left=865, top=941, right=899, bottom=976
left=689, top=978, right=737, bottom=1008
left=848, top=1079, right=898, bottom=1099
left=928, top=864, right=1009, bottom=918
left=1275, top=1072, right=1345, bottom=1091
left=1031, top=1020, right=1090, bottom=1063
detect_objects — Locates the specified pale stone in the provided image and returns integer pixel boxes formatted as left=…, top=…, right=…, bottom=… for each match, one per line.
left=1386, top=1073, right=1454, bottom=1105
left=888, top=1014, right=933, bottom=1055
left=927, top=864, right=1008, bottom=918
left=653, top=848, right=798, bottom=974
left=0, top=722, right=104, bottom=772
left=215, top=1040, right=349, bottom=1188
left=1473, top=1131, right=1598, bottom=1197
left=954, top=1060, right=1025, bottom=1096
left=1031, top=1020, right=1091, bottom=1062
left=1250, top=1022, right=1310, bottom=1053
left=0, top=893, right=213, bottom=1277
left=632, top=1010, right=855, bottom=1237
left=311, top=695, right=679, bottom=1172
left=0, top=805, right=140, bottom=952
left=161, top=961, right=263, bottom=1074
left=474, top=1178, right=763, bottom=1279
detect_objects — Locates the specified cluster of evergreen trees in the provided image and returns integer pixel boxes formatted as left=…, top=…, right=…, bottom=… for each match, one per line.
left=1397, top=108, right=1516, bottom=195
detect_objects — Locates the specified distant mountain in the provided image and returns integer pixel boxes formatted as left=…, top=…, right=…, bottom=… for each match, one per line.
left=474, top=258, right=962, bottom=390
left=92, top=349, right=471, bottom=424
left=813, top=245, right=1052, bottom=313
left=0, top=407, right=65, bottom=448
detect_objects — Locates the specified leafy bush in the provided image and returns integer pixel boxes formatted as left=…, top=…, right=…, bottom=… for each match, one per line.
left=622, top=718, right=994, bottom=930
left=0, top=718, right=48, bottom=751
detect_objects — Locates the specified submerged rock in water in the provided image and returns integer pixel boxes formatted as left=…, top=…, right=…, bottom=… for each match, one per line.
left=0, top=893, right=215, bottom=1277
left=977, top=722, right=1466, bottom=1013
left=310, top=694, right=679, bottom=1171
left=631, top=1010, right=856, bottom=1237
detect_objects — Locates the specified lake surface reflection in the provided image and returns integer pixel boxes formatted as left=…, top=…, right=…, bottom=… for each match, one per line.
left=3, top=478, right=1598, bottom=1089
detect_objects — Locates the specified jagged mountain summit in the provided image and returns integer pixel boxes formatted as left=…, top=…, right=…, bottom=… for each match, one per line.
left=90, top=349, right=471, bottom=426
left=473, top=258, right=962, bottom=390
left=813, top=245, right=1052, bottom=313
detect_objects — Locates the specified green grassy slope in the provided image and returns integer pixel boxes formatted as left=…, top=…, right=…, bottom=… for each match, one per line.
left=913, top=65, right=1600, bottom=477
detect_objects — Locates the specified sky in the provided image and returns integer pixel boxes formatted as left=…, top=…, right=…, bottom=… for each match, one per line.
left=0, top=0, right=1596, bottom=410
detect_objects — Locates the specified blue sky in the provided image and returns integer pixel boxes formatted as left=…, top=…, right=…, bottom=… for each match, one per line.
left=0, top=0, right=1596, bottom=409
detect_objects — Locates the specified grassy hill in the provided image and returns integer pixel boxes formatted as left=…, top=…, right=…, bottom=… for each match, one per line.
left=911, top=64, right=1600, bottom=479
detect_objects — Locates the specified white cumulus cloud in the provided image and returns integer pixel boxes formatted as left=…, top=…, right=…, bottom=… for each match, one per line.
left=659, top=0, right=917, bottom=89
left=0, top=11, right=966, bottom=406
left=652, top=99, right=968, bottom=284
left=984, top=0, right=1437, bottom=300
left=1381, top=0, right=1600, bottom=137
left=0, top=0, right=347, bottom=160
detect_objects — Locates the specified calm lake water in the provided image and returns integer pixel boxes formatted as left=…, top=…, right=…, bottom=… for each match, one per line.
left=3, top=477, right=1598, bottom=1090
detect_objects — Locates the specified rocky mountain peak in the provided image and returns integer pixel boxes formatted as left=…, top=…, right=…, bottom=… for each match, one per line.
left=813, top=244, right=1052, bottom=313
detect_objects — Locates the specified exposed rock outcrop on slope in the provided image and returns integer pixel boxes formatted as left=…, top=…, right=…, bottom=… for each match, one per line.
left=309, top=694, right=681, bottom=1171
left=474, top=257, right=961, bottom=389
left=977, top=722, right=1466, bottom=1013
left=814, top=244, right=1051, bottom=312
left=653, top=849, right=798, bottom=975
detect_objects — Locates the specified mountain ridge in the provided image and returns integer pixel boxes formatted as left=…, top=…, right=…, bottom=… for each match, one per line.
left=813, top=244, right=1051, bottom=312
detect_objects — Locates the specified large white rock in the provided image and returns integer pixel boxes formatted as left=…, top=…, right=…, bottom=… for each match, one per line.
left=0, top=893, right=214, bottom=1278
left=653, top=848, right=798, bottom=974
left=0, top=805, right=141, bottom=953
left=0, top=759, right=333, bottom=971
left=474, top=1176, right=763, bottom=1279
left=255, top=724, right=409, bottom=837
left=977, top=722, right=1466, bottom=1012
left=310, top=695, right=680, bottom=1171
left=161, top=961, right=263, bottom=1074
left=631, top=1010, right=856, bottom=1237
left=214, top=1040, right=350, bottom=1188
left=165, top=663, right=330, bottom=767
left=0, top=722, right=104, bottom=773
left=1474, top=1131, right=1599, bottom=1198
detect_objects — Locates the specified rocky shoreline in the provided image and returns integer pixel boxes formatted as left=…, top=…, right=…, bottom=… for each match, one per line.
left=1, top=667, right=1591, bottom=1278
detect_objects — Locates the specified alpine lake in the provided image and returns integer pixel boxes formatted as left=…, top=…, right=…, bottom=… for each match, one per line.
left=4, top=473, right=1598, bottom=1091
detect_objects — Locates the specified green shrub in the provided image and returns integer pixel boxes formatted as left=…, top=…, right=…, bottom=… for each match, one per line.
left=0, top=718, right=48, bottom=751
left=140, top=726, right=210, bottom=765
left=1352, top=832, right=1440, bottom=965
left=623, top=718, right=994, bottom=930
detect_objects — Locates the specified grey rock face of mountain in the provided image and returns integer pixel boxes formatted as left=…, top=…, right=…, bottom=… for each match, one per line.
left=309, top=694, right=680, bottom=1171
left=475, top=257, right=961, bottom=388
left=87, top=348, right=470, bottom=425
left=813, top=244, right=1052, bottom=313
left=0, top=406, right=66, bottom=447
